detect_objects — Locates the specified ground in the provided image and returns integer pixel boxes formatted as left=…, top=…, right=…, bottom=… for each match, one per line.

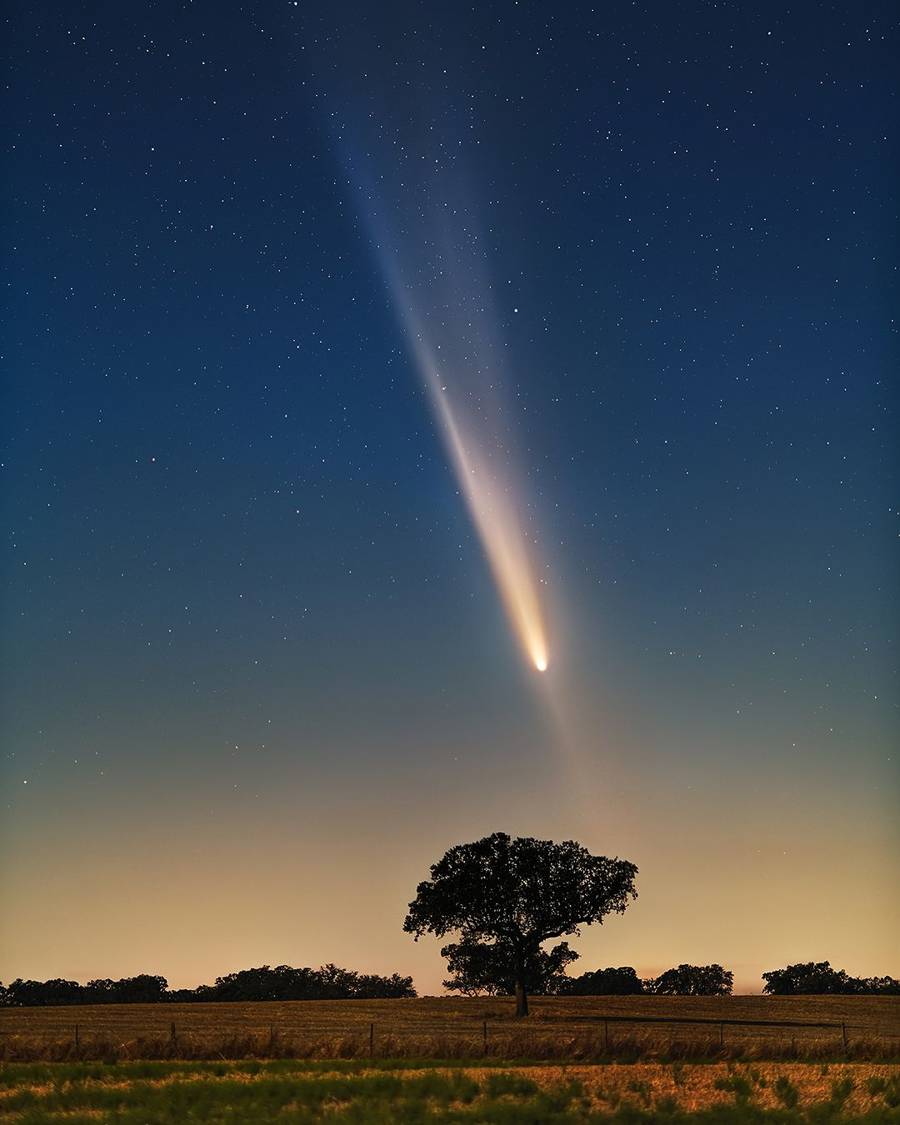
left=1, top=995, right=897, bottom=1060
left=1, top=1058, right=899, bottom=1122
left=1, top=997, right=898, bottom=1122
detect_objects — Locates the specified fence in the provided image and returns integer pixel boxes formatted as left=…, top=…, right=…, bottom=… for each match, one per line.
left=4, top=1012, right=898, bottom=1061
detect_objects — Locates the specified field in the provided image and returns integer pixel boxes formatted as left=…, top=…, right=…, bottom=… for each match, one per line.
left=1, top=1058, right=900, bottom=1122
left=2, top=1001, right=898, bottom=1122
left=1, top=996, right=898, bottom=1062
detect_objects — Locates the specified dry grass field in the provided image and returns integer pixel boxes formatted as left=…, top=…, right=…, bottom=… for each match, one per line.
left=1, top=995, right=897, bottom=1062
left=0, top=1058, right=899, bottom=1122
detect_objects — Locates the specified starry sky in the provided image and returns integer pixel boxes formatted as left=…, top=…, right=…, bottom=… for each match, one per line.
left=2, top=2, right=897, bottom=995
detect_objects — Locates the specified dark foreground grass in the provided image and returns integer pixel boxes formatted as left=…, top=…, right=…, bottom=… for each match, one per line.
left=0, top=1060, right=899, bottom=1124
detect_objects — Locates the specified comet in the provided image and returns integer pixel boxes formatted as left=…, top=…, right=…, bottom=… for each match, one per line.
left=393, top=292, right=550, bottom=675
left=336, top=142, right=551, bottom=674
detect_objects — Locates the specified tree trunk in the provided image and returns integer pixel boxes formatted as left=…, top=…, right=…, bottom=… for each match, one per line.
left=514, top=979, right=529, bottom=1017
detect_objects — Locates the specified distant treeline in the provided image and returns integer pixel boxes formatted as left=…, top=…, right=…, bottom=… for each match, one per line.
left=559, top=964, right=733, bottom=996
left=762, top=962, right=900, bottom=996
left=2, top=959, right=896, bottom=1006
left=560, top=962, right=899, bottom=997
left=0, top=965, right=417, bottom=1007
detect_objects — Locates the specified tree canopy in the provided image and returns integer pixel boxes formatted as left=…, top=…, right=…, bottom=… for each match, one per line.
left=441, top=936, right=578, bottom=996
left=648, top=964, right=733, bottom=996
left=762, top=962, right=900, bottom=996
left=404, top=832, right=638, bottom=1015
left=561, top=966, right=646, bottom=996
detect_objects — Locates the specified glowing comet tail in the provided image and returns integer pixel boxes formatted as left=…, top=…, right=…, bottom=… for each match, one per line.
left=401, top=318, right=549, bottom=674
left=346, top=161, right=551, bottom=672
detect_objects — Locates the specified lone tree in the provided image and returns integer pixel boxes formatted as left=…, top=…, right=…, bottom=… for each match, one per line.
left=404, top=832, right=638, bottom=1016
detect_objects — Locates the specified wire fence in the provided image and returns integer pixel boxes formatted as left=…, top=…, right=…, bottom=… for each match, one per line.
left=3, top=1012, right=899, bottom=1060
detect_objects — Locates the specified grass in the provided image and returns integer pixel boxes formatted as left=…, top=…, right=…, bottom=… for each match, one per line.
left=0, top=996, right=897, bottom=1063
left=0, top=1059, right=898, bottom=1122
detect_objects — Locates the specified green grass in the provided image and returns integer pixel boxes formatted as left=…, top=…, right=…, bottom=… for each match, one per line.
left=1, top=1060, right=900, bottom=1123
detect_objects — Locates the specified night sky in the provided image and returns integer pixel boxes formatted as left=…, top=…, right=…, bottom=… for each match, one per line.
left=2, top=2, right=897, bottom=994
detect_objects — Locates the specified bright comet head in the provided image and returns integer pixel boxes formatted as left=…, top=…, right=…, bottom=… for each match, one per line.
left=535, top=656, right=548, bottom=672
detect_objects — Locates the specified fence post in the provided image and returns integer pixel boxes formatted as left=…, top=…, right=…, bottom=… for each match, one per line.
left=841, top=1023, right=848, bottom=1052
left=720, top=1023, right=725, bottom=1048
left=170, top=1021, right=177, bottom=1049
left=483, top=1021, right=488, bottom=1055
left=604, top=1019, right=609, bottom=1052
left=74, top=1024, right=80, bottom=1051
left=369, top=1022, right=374, bottom=1057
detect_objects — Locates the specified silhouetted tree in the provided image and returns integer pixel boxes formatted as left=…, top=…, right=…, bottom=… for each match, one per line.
left=4, top=979, right=84, bottom=1006
left=353, top=973, right=417, bottom=1000
left=204, top=964, right=415, bottom=1002
left=859, top=976, right=900, bottom=995
left=117, top=974, right=168, bottom=1003
left=0, top=965, right=415, bottom=1005
left=441, top=936, right=578, bottom=996
left=404, top=832, right=638, bottom=1016
left=561, top=966, right=646, bottom=996
left=84, top=979, right=114, bottom=1003
left=166, top=984, right=217, bottom=1003
left=762, top=962, right=899, bottom=996
left=649, top=964, right=733, bottom=996
left=85, top=975, right=168, bottom=1004
left=762, top=962, right=850, bottom=995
